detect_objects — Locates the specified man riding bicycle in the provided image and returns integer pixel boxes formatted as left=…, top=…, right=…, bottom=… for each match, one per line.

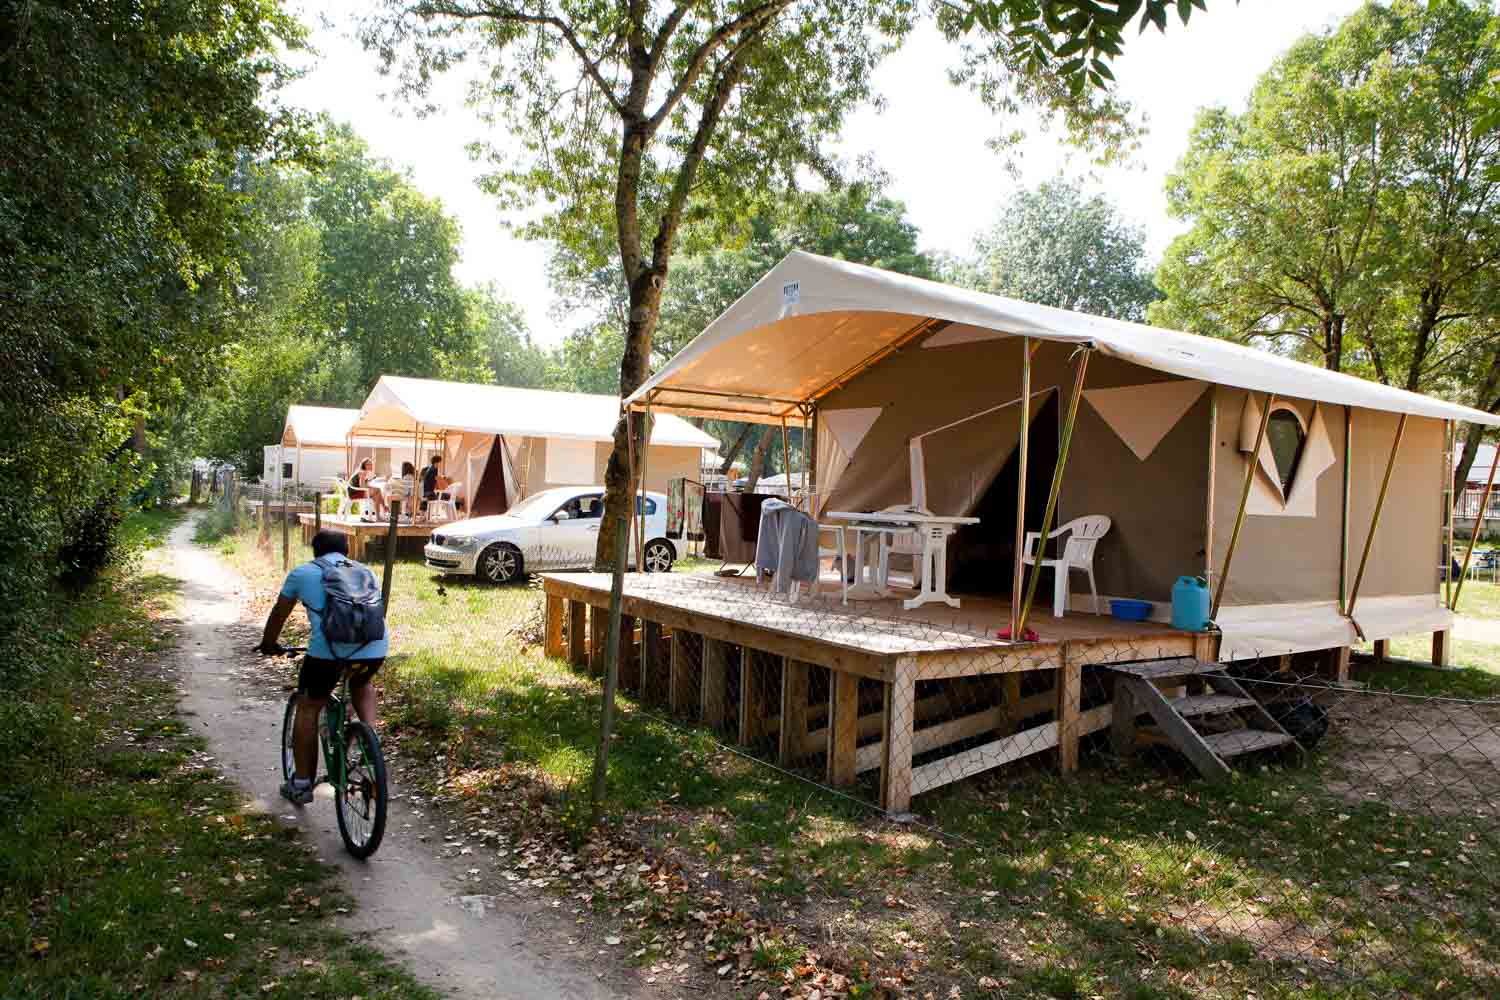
left=258, top=530, right=387, bottom=804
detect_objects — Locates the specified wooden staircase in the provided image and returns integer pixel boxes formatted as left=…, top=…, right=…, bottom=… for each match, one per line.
left=1108, top=658, right=1301, bottom=781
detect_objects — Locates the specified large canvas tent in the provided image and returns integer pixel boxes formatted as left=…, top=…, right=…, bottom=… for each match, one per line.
left=274, top=405, right=395, bottom=488
left=350, top=376, right=717, bottom=517
left=625, top=251, right=1500, bottom=661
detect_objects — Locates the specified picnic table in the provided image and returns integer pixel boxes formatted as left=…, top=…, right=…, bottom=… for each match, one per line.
left=825, top=510, right=980, bottom=610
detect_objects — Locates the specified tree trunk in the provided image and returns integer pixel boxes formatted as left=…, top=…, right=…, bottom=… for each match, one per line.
left=742, top=427, right=774, bottom=493
left=593, top=281, right=660, bottom=571
left=1454, top=347, right=1500, bottom=496
left=717, top=423, right=753, bottom=476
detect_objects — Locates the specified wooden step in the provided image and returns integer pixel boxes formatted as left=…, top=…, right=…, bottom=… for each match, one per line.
left=1201, top=729, right=1294, bottom=757
left=1109, top=658, right=1222, bottom=681
left=1169, top=693, right=1256, bottom=718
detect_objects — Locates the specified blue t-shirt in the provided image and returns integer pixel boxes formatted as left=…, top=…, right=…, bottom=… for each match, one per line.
left=279, top=555, right=390, bottom=661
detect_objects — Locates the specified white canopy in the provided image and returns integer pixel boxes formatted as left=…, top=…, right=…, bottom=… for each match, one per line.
left=281, top=405, right=388, bottom=449
left=626, top=251, right=1500, bottom=427
left=354, top=375, right=718, bottom=448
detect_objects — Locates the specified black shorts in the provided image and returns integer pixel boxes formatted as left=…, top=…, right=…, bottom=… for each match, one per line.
left=298, top=656, right=383, bottom=699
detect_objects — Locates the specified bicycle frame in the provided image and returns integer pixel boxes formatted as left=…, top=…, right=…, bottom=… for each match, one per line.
left=316, top=674, right=351, bottom=791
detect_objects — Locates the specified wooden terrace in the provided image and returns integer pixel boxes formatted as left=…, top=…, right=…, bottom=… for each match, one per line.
left=541, top=572, right=1216, bottom=812
left=295, top=512, right=436, bottom=560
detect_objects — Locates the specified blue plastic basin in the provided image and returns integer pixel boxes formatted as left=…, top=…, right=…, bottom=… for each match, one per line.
left=1110, top=598, right=1153, bottom=622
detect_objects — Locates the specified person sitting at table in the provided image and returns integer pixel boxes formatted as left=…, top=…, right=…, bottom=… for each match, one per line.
left=381, top=461, right=417, bottom=518
left=350, top=458, right=387, bottom=520
left=420, top=454, right=450, bottom=512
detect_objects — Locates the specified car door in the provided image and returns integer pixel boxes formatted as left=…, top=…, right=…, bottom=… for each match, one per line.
left=540, top=492, right=604, bottom=568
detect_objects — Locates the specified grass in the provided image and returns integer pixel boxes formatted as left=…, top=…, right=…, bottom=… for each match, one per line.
left=213, top=520, right=1500, bottom=998
left=1, top=507, right=437, bottom=1000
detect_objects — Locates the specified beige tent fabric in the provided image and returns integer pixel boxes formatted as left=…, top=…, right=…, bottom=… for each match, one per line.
left=1243, top=403, right=1336, bottom=517
left=815, top=407, right=883, bottom=512
left=628, top=251, right=1500, bottom=428
left=1347, top=407, right=1444, bottom=599
left=1081, top=380, right=1208, bottom=462
left=912, top=388, right=1056, bottom=518
left=1216, top=595, right=1451, bottom=661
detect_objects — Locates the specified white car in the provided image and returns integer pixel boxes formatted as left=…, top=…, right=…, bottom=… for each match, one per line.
left=423, top=485, right=677, bottom=584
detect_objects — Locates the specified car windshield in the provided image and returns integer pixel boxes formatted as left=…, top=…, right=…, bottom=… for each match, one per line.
left=506, top=489, right=578, bottom=520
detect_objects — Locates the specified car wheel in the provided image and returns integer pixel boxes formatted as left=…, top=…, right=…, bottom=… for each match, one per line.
left=643, top=539, right=675, bottom=573
left=477, top=543, right=524, bottom=584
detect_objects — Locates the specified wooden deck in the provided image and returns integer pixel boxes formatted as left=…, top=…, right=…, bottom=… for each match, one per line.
left=295, top=513, right=438, bottom=559
left=541, top=572, right=1217, bottom=812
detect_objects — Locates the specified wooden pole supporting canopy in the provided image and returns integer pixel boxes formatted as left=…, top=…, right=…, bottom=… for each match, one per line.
left=1339, top=406, right=1353, bottom=615
left=1451, top=429, right=1496, bottom=610
left=779, top=416, right=793, bottom=504
left=1346, top=413, right=1409, bottom=634
left=1009, top=338, right=1031, bottom=639
left=638, top=405, right=652, bottom=570
left=1016, top=348, right=1092, bottom=639
left=1211, top=392, right=1275, bottom=620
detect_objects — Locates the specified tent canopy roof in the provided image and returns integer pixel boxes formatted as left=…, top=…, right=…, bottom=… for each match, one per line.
left=353, top=375, right=718, bottom=448
left=281, top=405, right=390, bottom=449
left=625, top=251, right=1500, bottom=427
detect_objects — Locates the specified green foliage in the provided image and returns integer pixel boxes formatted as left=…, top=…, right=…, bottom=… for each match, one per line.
left=0, top=0, right=310, bottom=652
left=944, top=177, right=1159, bottom=321
left=1152, top=0, right=1500, bottom=395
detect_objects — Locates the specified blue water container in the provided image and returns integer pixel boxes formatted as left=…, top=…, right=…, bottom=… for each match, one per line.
left=1171, top=575, right=1211, bottom=632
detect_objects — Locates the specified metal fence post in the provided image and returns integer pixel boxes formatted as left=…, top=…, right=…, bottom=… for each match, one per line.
left=381, top=500, right=400, bottom=611
left=314, top=491, right=322, bottom=536
left=590, top=514, right=630, bottom=825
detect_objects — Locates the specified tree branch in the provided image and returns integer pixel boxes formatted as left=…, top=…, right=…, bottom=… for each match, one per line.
left=643, top=0, right=791, bottom=136
left=415, top=0, right=626, bottom=115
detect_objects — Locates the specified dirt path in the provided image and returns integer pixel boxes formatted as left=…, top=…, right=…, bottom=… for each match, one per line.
left=163, top=515, right=628, bottom=1000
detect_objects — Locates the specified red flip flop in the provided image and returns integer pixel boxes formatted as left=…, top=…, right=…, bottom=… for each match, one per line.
left=995, top=626, right=1039, bottom=641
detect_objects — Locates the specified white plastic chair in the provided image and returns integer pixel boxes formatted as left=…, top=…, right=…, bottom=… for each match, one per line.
left=1022, top=515, right=1111, bottom=617
left=876, top=504, right=932, bottom=590
left=427, top=482, right=461, bottom=523
left=334, top=477, right=364, bottom=519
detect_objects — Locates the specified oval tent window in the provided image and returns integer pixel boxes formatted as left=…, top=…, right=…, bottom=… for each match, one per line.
left=1266, top=408, right=1307, bottom=496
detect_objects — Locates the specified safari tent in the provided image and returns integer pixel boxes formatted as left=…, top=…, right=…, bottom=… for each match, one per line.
left=349, top=376, right=717, bottom=517
left=624, top=251, right=1500, bottom=663
left=273, top=405, right=397, bottom=488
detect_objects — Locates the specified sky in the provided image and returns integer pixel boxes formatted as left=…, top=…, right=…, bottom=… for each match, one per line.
left=281, top=1, right=1366, bottom=345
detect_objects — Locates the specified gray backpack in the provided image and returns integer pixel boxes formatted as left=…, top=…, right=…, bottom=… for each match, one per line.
left=317, top=557, right=386, bottom=657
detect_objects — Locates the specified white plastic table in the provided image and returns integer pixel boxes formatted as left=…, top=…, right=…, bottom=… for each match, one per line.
left=825, top=510, right=980, bottom=609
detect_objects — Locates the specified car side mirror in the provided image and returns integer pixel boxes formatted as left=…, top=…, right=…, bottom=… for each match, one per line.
left=552, top=510, right=571, bottom=522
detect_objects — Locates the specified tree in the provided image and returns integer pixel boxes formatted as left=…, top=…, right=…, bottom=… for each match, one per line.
left=0, top=0, right=309, bottom=648
left=1150, top=0, right=1500, bottom=489
left=310, top=125, right=480, bottom=393
left=364, top=0, right=1216, bottom=569
left=469, top=284, right=555, bottom=388
left=947, top=178, right=1157, bottom=320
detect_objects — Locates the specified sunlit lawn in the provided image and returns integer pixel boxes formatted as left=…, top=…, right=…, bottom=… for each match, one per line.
left=205, top=515, right=1500, bottom=998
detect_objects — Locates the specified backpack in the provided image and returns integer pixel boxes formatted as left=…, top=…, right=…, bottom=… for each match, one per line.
left=316, top=557, right=386, bottom=659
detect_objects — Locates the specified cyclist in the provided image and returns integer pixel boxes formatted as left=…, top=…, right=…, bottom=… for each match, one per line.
left=258, top=529, right=387, bottom=804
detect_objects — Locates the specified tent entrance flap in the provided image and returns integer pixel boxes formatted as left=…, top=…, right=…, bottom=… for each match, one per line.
left=949, top=392, right=1060, bottom=596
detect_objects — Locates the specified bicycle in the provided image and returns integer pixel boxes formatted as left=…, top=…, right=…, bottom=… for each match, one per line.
left=269, top=645, right=388, bottom=859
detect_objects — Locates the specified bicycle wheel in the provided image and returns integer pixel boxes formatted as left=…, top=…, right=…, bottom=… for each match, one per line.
left=280, top=693, right=299, bottom=784
left=334, top=721, right=387, bottom=859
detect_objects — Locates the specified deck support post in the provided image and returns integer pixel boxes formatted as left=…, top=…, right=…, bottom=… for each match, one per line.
left=702, top=638, right=731, bottom=729
left=642, top=621, right=664, bottom=700
left=1346, top=413, right=1409, bottom=637
left=880, top=657, right=917, bottom=814
left=1110, top=678, right=1137, bottom=757
left=1432, top=629, right=1450, bottom=667
left=1056, top=653, right=1081, bottom=775
left=544, top=594, right=565, bottom=659
left=568, top=600, right=588, bottom=667
left=1451, top=430, right=1496, bottom=610
left=779, top=659, right=811, bottom=765
left=589, top=605, right=607, bottom=675
left=1372, top=638, right=1388, bottom=663
left=738, top=647, right=767, bottom=746
left=1328, top=646, right=1351, bottom=682
left=669, top=631, right=694, bottom=714
left=1017, top=348, right=1092, bottom=638
left=1009, top=338, right=1030, bottom=639
left=619, top=615, right=639, bottom=690
left=1212, top=392, right=1275, bottom=620
left=827, top=671, right=859, bottom=786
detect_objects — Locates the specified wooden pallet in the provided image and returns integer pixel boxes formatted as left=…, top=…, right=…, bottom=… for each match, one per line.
left=1109, top=659, right=1300, bottom=781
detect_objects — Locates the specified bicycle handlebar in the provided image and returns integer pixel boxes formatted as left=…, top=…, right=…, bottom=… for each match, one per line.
left=256, top=643, right=307, bottom=657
